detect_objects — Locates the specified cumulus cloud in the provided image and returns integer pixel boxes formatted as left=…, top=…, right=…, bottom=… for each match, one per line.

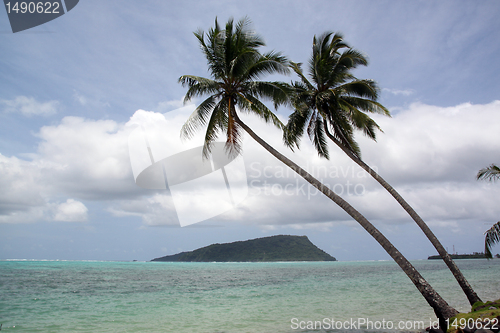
left=0, top=154, right=46, bottom=223
left=124, top=100, right=500, bottom=230
left=35, top=116, right=137, bottom=199
left=1, top=100, right=499, bottom=232
left=0, top=114, right=138, bottom=223
left=218, top=100, right=500, bottom=229
left=1, top=96, right=59, bottom=116
left=383, top=88, right=415, bottom=96
left=108, top=194, right=179, bottom=227
left=53, top=199, right=88, bottom=222
left=358, top=101, right=500, bottom=184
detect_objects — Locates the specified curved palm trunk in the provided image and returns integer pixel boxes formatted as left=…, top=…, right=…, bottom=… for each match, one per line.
left=233, top=112, right=458, bottom=326
left=323, top=123, right=482, bottom=306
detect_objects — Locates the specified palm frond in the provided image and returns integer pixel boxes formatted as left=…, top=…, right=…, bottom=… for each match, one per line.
left=323, top=120, right=361, bottom=158
left=181, top=95, right=218, bottom=140
left=284, top=105, right=313, bottom=150
left=244, top=51, right=290, bottom=81
left=201, top=99, right=228, bottom=159
left=236, top=93, right=285, bottom=130
left=194, top=20, right=226, bottom=80
left=178, top=76, right=221, bottom=102
left=328, top=32, right=349, bottom=53
left=340, top=96, right=391, bottom=116
left=244, top=81, right=292, bottom=109
left=337, top=79, right=379, bottom=100
left=485, top=221, right=500, bottom=259
left=336, top=48, right=368, bottom=69
left=477, top=164, right=500, bottom=182
left=289, top=62, right=316, bottom=91
left=310, top=116, right=329, bottom=159
left=349, top=108, right=383, bottom=140
left=326, top=107, right=361, bottom=157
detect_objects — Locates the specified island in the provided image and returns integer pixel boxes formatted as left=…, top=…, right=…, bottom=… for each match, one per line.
left=151, top=235, right=337, bottom=262
left=428, top=252, right=488, bottom=260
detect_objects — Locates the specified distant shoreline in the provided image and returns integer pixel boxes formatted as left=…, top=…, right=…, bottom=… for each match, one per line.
left=427, top=252, right=498, bottom=260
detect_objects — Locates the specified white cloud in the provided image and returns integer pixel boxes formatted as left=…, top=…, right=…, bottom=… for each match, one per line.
left=359, top=101, right=500, bottom=184
left=35, top=116, right=136, bottom=199
left=0, top=155, right=90, bottom=224
left=0, top=102, right=201, bottom=225
left=0, top=154, right=46, bottom=223
left=108, top=195, right=178, bottom=227
left=1, top=100, right=499, bottom=232
left=216, top=100, right=500, bottom=230
left=1, top=96, right=59, bottom=116
left=53, top=199, right=88, bottom=222
left=73, top=91, right=88, bottom=106
left=0, top=114, right=137, bottom=223
left=383, top=88, right=415, bottom=96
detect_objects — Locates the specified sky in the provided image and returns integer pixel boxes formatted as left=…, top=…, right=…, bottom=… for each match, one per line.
left=1, top=0, right=500, bottom=261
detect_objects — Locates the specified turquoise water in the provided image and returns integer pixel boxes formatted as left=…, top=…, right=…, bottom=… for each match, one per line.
left=0, top=260, right=499, bottom=332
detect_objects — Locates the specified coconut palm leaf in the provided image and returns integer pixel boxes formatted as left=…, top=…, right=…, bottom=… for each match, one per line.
left=485, top=222, right=500, bottom=259
left=477, top=164, right=500, bottom=182
left=477, top=165, right=500, bottom=259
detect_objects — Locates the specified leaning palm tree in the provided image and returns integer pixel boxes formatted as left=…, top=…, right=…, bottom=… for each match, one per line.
left=285, top=31, right=481, bottom=305
left=179, top=17, right=458, bottom=326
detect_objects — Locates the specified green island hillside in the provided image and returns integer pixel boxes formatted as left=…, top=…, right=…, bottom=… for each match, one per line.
left=151, top=235, right=336, bottom=262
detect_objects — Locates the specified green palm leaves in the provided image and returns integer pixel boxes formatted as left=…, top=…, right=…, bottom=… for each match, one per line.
left=477, top=163, right=500, bottom=258
left=477, top=164, right=500, bottom=182
left=285, top=32, right=390, bottom=159
left=484, top=222, right=500, bottom=259
left=179, top=17, right=290, bottom=159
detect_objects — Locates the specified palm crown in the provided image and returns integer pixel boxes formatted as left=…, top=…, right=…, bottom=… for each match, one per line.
left=179, top=17, right=290, bottom=158
left=285, top=32, right=390, bottom=159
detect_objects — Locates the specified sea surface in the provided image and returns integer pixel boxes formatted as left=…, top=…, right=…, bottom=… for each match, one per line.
left=0, top=259, right=499, bottom=332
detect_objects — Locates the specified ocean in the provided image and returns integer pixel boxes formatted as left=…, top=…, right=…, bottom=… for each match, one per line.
left=0, top=259, right=499, bottom=332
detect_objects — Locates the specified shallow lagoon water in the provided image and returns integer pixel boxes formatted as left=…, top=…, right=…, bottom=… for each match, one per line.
left=1, top=259, right=499, bottom=332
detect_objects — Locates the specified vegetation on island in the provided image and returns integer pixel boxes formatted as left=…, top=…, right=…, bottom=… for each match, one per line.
left=151, top=235, right=336, bottom=262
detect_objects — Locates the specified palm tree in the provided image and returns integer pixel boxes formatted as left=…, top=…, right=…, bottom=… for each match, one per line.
left=179, top=17, right=458, bottom=326
left=477, top=164, right=500, bottom=258
left=285, top=31, right=481, bottom=305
